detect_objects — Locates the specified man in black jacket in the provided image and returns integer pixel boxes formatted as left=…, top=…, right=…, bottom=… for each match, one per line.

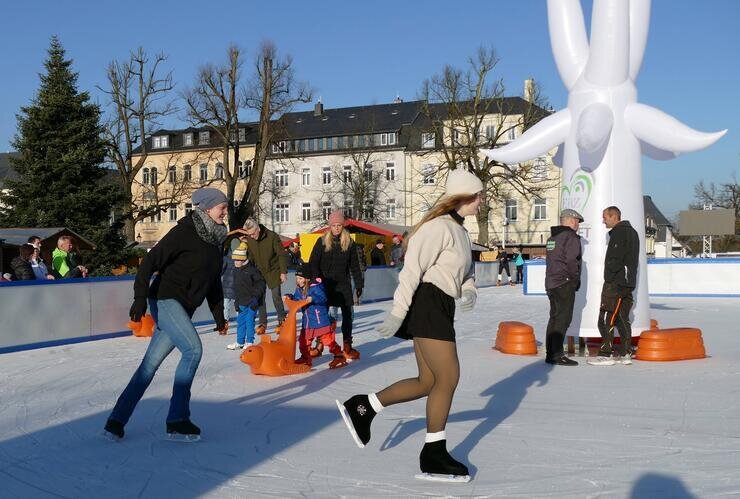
left=589, top=206, right=640, bottom=366
left=544, top=209, right=584, bottom=366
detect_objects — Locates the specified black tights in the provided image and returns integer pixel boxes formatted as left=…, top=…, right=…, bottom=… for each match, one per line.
left=376, top=337, right=459, bottom=433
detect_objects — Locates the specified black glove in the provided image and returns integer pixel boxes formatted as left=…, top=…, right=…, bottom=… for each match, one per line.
left=129, top=297, right=147, bottom=322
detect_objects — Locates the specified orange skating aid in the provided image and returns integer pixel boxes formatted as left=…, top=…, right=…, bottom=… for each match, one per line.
left=494, top=321, right=537, bottom=355
left=128, top=314, right=155, bottom=337
left=635, top=327, right=706, bottom=362
left=240, top=297, right=312, bottom=376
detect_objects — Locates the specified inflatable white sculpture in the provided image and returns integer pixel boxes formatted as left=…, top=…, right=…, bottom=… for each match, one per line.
left=484, top=0, right=726, bottom=338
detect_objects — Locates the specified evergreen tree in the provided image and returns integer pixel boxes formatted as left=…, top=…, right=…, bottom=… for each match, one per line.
left=0, top=36, right=125, bottom=274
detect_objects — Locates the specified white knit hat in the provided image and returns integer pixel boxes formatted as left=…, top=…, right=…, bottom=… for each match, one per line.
left=445, top=169, right=484, bottom=197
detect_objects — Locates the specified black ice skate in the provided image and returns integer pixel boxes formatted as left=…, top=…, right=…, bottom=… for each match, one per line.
left=416, top=440, right=471, bottom=483
left=336, top=394, right=376, bottom=448
left=166, top=420, right=201, bottom=442
left=103, top=418, right=125, bottom=442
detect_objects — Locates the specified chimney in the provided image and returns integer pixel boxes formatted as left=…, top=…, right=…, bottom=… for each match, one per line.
left=524, top=79, right=535, bottom=103
left=393, top=92, right=403, bottom=104
left=314, top=97, right=324, bottom=117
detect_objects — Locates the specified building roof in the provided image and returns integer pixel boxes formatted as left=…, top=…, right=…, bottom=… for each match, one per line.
left=0, top=152, right=21, bottom=189
left=0, top=227, right=95, bottom=249
left=644, top=195, right=673, bottom=242
left=310, top=218, right=410, bottom=238
left=132, top=123, right=259, bottom=155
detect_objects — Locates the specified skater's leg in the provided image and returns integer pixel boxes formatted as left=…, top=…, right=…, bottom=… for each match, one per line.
left=236, top=306, right=248, bottom=345
left=614, top=296, right=634, bottom=356
left=415, top=338, right=459, bottom=433
left=223, top=298, right=234, bottom=324
left=155, top=299, right=203, bottom=423
left=340, top=304, right=354, bottom=344
left=257, top=293, right=267, bottom=328
left=376, top=338, right=435, bottom=407
left=545, top=284, right=575, bottom=361
left=270, top=284, right=286, bottom=324
left=244, top=307, right=257, bottom=345
left=109, top=301, right=175, bottom=425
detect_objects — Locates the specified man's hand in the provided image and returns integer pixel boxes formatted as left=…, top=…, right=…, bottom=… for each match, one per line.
left=458, top=289, right=477, bottom=313
left=377, top=314, right=404, bottom=339
left=280, top=273, right=287, bottom=284
left=129, top=297, right=147, bottom=322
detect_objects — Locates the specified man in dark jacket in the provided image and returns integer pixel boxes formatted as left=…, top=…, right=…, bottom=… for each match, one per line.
left=370, top=239, right=387, bottom=266
left=10, top=244, right=37, bottom=280
left=544, top=209, right=583, bottom=366
left=589, top=206, right=640, bottom=366
left=241, top=218, right=288, bottom=333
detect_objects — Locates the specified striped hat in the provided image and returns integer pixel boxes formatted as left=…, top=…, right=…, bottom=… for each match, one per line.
left=232, top=241, right=248, bottom=261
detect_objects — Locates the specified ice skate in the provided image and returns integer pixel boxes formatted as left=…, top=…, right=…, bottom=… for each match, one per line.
left=255, top=324, right=267, bottom=335
left=328, top=354, right=348, bottom=369
left=336, top=394, right=376, bottom=448
left=226, top=342, right=243, bottom=350
left=343, top=341, right=360, bottom=360
left=166, top=420, right=201, bottom=442
left=416, top=440, right=471, bottom=482
left=309, top=341, right=324, bottom=358
left=103, top=418, right=124, bottom=442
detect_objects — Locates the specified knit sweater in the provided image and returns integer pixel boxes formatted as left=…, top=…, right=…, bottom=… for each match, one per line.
left=391, top=214, right=476, bottom=319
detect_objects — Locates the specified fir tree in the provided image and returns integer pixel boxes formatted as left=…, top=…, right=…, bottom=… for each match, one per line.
left=0, top=36, right=125, bottom=274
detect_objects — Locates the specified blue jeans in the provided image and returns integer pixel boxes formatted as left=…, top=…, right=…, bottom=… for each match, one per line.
left=109, top=298, right=203, bottom=425
left=237, top=305, right=257, bottom=345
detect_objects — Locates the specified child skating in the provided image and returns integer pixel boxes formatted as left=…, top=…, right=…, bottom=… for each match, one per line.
left=227, top=242, right=266, bottom=350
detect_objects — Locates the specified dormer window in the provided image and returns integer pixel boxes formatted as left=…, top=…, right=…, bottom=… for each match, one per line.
left=152, top=135, right=168, bottom=149
left=238, top=128, right=246, bottom=142
left=199, top=131, right=210, bottom=145
left=183, top=133, right=193, bottom=146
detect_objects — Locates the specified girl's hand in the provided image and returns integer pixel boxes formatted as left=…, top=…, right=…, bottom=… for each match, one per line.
left=306, top=296, right=313, bottom=303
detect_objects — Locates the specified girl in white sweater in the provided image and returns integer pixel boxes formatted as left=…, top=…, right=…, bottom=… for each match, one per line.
left=337, top=169, right=483, bottom=482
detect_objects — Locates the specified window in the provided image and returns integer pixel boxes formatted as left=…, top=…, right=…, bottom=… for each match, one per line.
left=386, top=162, right=395, bottom=181
left=533, top=198, right=547, bottom=220
left=150, top=167, right=158, bottom=186
left=532, top=157, right=548, bottom=181
left=153, top=135, right=168, bottom=148
left=505, top=199, right=518, bottom=222
left=301, top=202, right=311, bottom=222
left=199, top=163, right=208, bottom=181
left=364, top=163, right=373, bottom=182
left=317, top=137, right=324, bottom=151
left=421, top=164, right=436, bottom=185
left=485, top=125, right=496, bottom=140
left=239, top=161, right=252, bottom=178
left=199, top=131, right=210, bottom=145
left=185, top=203, right=193, bottom=215
left=507, top=126, right=517, bottom=141
left=381, top=133, right=388, bottom=146
left=215, top=163, right=224, bottom=179
left=149, top=209, right=161, bottom=223
left=422, top=132, right=435, bottom=148
left=142, top=167, right=150, bottom=185
left=307, top=138, right=315, bottom=152
left=183, top=165, right=192, bottom=181
left=302, top=167, right=311, bottom=186
left=451, top=129, right=461, bottom=146
left=275, top=203, right=289, bottom=223
left=168, top=166, right=177, bottom=183
left=183, top=133, right=193, bottom=146
left=343, top=199, right=354, bottom=219
left=238, top=128, right=246, bottom=142
left=326, top=137, right=335, bottom=150
left=343, top=165, right=352, bottom=183
left=386, top=198, right=396, bottom=220
left=322, top=201, right=332, bottom=221
left=389, top=132, right=396, bottom=145
left=337, top=136, right=345, bottom=149
left=169, top=206, right=178, bottom=222
left=275, top=169, right=288, bottom=187
left=322, top=166, right=332, bottom=185
left=363, top=199, right=374, bottom=220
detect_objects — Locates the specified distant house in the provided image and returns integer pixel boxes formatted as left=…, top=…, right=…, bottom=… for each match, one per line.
left=643, top=195, right=688, bottom=258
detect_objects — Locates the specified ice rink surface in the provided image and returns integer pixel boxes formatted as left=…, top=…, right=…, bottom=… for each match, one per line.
left=2, top=285, right=739, bottom=498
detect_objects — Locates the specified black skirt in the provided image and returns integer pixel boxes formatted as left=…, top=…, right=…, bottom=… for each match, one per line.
left=394, top=282, right=456, bottom=342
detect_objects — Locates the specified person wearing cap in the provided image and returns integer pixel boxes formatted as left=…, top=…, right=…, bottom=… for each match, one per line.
left=588, top=206, right=640, bottom=366
left=337, top=168, right=483, bottom=481
left=227, top=241, right=266, bottom=350
left=370, top=239, right=387, bottom=266
left=544, top=208, right=584, bottom=366
left=104, top=187, right=229, bottom=443
left=309, top=210, right=364, bottom=359
left=240, top=218, right=288, bottom=334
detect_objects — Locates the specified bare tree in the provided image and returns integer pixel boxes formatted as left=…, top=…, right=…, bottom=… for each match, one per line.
left=239, top=41, right=312, bottom=226
left=182, top=44, right=245, bottom=229
left=100, top=47, right=180, bottom=240
left=416, top=46, right=556, bottom=243
left=691, top=173, right=739, bottom=218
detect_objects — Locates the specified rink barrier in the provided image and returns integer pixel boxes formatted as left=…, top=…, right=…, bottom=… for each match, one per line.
left=494, top=321, right=538, bottom=355
left=635, top=328, right=706, bottom=361
left=522, top=258, right=740, bottom=297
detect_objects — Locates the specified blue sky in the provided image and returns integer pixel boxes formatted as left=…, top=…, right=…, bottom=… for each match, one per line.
left=1, top=0, right=737, bottom=219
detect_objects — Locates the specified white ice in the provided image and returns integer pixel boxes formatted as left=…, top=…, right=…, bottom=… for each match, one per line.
left=1, top=285, right=739, bottom=498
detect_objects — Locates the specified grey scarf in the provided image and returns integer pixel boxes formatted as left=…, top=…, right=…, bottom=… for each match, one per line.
left=191, top=207, right=227, bottom=247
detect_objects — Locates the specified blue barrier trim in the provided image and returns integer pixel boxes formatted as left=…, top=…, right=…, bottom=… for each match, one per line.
left=0, top=275, right=135, bottom=287
left=0, top=330, right=132, bottom=354
left=647, top=258, right=740, bottom=265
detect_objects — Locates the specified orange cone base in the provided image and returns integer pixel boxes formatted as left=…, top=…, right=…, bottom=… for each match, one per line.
left=635, top=327, right=706, bottom=362
left=494, top=321, right=537, bottom=355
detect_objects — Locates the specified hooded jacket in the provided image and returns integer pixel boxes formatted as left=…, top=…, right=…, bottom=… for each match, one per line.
left=245, top=224, right=288, bottom=289
left=545, top=225, right=582, bottom=290
left=604, top=220, right=640, bottom=290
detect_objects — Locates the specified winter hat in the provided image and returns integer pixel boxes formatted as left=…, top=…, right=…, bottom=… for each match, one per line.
left=328, top=210, right=345, bottom=226
left=192, top=188, right=228, bottom=210
left=560, top=209, right=584, bottom=222
left=232, top=241, right=248, bottom=261
left=444, top=169, right=484, bottom=197
left=295, top=263, right=312, bottom=280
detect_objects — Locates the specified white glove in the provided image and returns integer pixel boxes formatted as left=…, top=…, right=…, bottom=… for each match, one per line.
left=377, top=314, right=404, bottom=339
left=458, top=289, right=477, bottom=313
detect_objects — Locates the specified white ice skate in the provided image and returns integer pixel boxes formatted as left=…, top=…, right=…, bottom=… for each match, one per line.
left=414, top=472, right=472, bottom=483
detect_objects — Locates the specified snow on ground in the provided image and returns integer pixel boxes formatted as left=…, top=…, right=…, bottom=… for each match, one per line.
left=1, top=285, right=739, bottom=498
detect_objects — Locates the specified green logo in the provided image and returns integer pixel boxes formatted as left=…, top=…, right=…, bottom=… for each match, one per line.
left=561, top=170, right=593, bottom=212
left=546, top=240, right=556, bottom=251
